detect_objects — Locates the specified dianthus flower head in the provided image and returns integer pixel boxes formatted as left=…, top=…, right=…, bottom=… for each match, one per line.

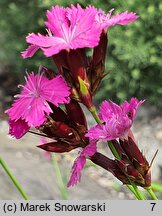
left=22, top=4, right=101, bottom=58
left=86, top=98, right=144, bottom=141
left=5, top=71, right=70, bottom=138
left=67, top=141, right=97, bottom=187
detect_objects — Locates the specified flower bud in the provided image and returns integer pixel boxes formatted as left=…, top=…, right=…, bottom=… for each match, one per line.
left=67, top=49, right=88, bottom=85
left=37, top=102, right=89, bottom=153
left=112, top=138, right=151, bottom=187
left=39, top=121, right=81, bottom=145
left=91, top=152, right=129, bottom=184
left=78, top=76, right=93, bottom=109
left=37, top=141, right=77, bottom=153
left=65, top=99, right=87, bottom=128
left=88, top=32, right=108, bottom=94
left=119, top=137, right=151, bottom=186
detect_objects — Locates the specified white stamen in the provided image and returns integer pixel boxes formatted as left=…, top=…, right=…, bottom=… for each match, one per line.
left=18, top=84, right=31, bottom=93
left=14, top=94, right=20, bottom=98
left=46, top=28, right=53, bottom=37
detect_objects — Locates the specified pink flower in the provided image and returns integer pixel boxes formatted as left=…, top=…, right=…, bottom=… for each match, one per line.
left=8, top=119, right=30, bottom=139
left=86, top=98, right=144, bottom=141
left=95, top=9, right=139, bottom=30
left=6, top=72, right=70, bottom=128
left=67, top=141, right=97, bottom=187
left=22, top=4, right=101, bottom=58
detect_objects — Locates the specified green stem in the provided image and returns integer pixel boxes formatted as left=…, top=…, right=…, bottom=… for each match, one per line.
left=0, top=157, right=29, bottom=200
left=89, top=106, right=146, bottom=200
left=52, top=154, right=68, bottom=200
left=127, top=185, right=140, bottom=200
left=89, top=106, right=102, bottom=124
left=145, top=187, right=158, bottom=200
left=131, top=182, right=145, bottom=200
left=108, top=141, right=121, bottom=160
left=151, top=182, right=162, bottom=193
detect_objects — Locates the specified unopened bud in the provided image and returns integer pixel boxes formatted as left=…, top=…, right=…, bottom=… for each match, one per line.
left=78, top=76, right=93, bottom=109
left=65, top=99, right=87, bottom=127
left=37, top=141, right=77, bottom=153
left=89, top=31, right=108, bottom=94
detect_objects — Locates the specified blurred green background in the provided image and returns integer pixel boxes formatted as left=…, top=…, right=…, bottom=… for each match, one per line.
left=0, top=0, right=162, bottom=107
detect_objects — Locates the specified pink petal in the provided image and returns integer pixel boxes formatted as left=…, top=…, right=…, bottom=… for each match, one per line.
left=67, top=141, right=97, bottom=187
left=26, top=33, right=69, bottom=56
left=122, top=98, right=144, bottom=120
left=67, top=156, right=86, bottom=187
left=41, top=43, right=69, bottom=57
left=42, top=75, right=70, bottom=106
left=99, top=100, right=121, bottom=122
left=107, top=11, right=139, bottom=27
left=66, top=4, right=101, bottom=49
left=67, top=4, right=92, bottom=31
left=86, top=124, right=109, bottom=140
left=8, top=119, right=30, bottom=139
left=26, top=33, right=65, bottom=47
left=45, top=6, right=68, bottom=37
left=21, top=45, right=39, bottom=58
left=81, top=140, right=97, bottom=157
left=23, top=97, right=51, bottom=127
left=96, top=9, right=139, bottom=30
left=6, top=97, right=51, bottom=127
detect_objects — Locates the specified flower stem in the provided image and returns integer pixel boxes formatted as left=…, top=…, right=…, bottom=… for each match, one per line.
left=0, top=157, right=29, bottom=200
left=51, top=154, right=68, bottom=200
left=107, top=141, right=121, bottom=160
left=151, top=182, right=162, bottom=193
left=130, top=182, right=145, bottom=200
left=127, top=185, right=140, bottom=200
left=89, top=106, right=102, bottom=124
left=145, top=187, right=158, bottom=200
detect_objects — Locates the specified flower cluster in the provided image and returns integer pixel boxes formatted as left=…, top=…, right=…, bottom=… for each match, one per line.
left=6, top=4, right=151, bottom=190
left=21, top=4, right=138, bottom=109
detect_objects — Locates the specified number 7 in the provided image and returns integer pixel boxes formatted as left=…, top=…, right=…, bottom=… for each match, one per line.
left=150, top=203, right=156, bottom=211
